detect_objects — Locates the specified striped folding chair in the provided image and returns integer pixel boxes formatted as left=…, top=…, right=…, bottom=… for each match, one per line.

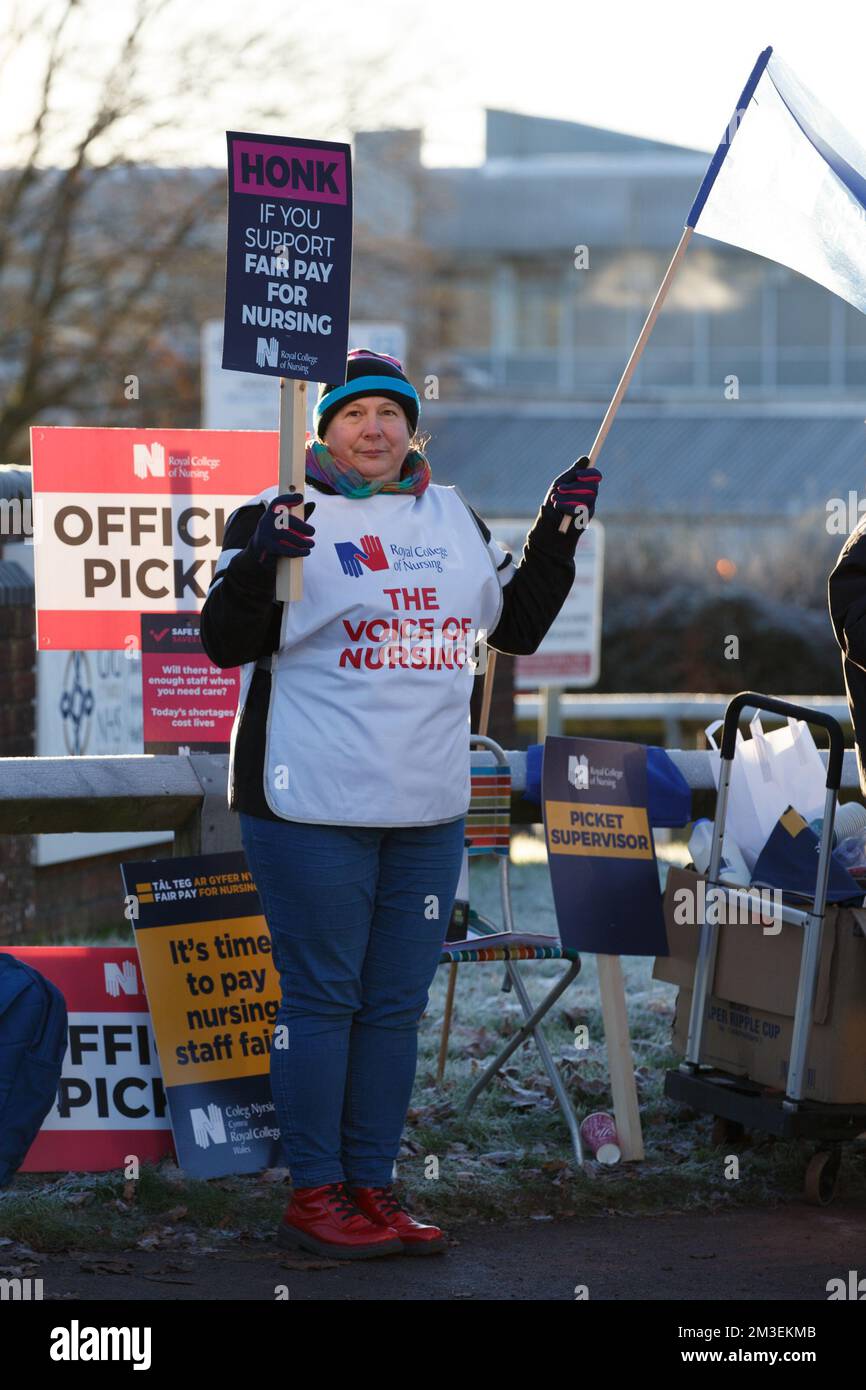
left=437, top=734, right=585, bottom=1165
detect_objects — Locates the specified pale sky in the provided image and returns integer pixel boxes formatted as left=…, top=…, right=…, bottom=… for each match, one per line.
left=2, top=0, right=866, bottom=168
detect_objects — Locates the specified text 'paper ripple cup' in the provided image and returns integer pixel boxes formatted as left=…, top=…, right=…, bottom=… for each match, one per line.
left=579, top=1111, right=621, bottom=1164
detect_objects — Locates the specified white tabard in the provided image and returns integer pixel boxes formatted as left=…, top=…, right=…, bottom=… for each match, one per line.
left=227, top=482, right=512, bottom=826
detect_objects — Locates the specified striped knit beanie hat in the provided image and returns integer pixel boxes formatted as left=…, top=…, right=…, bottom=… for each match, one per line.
left=314, top=348, right=421, bottom=441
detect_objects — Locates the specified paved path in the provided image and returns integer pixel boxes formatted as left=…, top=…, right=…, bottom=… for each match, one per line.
left=29, top=1199, right=866, bottom=1301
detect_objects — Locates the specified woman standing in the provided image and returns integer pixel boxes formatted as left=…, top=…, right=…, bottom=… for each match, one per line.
left=200, top=349, right=601, bottom=1259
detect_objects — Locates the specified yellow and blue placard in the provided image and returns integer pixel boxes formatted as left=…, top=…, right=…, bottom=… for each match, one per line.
left=542, top=736, right=668, bottom=954
left=119, top=851, right=282, bottom=1178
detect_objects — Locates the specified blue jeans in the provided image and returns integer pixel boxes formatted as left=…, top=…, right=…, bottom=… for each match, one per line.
left=239, top=812, right=466, bottom=1187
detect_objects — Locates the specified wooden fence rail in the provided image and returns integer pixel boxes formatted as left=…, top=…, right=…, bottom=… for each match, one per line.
left=0, top=748, right=861, bottom=855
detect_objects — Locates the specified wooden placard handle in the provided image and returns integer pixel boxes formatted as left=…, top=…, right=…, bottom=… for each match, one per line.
left=597, top=953, right=645, bottom=1161
left=275, top=377, right=308, bottom=603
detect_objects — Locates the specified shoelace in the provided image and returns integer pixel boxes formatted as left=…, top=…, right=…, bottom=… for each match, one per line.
left=366, top=1186, right=404, bottom=1218
left=324, top=1182, right=366, bottom=1223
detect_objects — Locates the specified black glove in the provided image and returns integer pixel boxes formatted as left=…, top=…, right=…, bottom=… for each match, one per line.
left=543, top=456, right=602, bottom=530
left=249, top=492, right=316, bottom=568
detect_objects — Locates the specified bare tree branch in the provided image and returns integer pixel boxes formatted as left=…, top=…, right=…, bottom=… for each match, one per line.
left=0, top=0, right=430, bottom=462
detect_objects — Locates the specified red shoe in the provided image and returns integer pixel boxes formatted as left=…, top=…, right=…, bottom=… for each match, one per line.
left=347, top=1185, right=446, bottom=1255
left=277, top=1182, right=402, bottom=1260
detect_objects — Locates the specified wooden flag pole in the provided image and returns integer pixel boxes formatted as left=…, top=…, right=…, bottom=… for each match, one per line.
left=436, top=647, right=498, bottom=1085
left=559, top=224, right=694, bottom=534
left=551, top=226, right=696, bottom=1155
left=276, top=377, right=308, bottom=603
left=597, top=954, right=645, bottom=1161
left=478, top=647, right=497, bottom=734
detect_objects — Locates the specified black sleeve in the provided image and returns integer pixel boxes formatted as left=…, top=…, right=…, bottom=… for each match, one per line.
left=828, top=525, right=866, bottom=674
left=199, top=503, right=284, bottom=669
left=468, top=503, right=582, bottom=657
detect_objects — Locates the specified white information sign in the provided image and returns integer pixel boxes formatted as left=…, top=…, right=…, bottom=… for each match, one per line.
left=488, top=518, right=604, bottom=689
left=35, top=647, right=171, bottom=865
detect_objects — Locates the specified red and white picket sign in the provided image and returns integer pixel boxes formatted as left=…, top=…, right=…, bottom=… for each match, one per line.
left=0, top=946, right=174, bottom=1172
left=30, top=427, right=278, bottom=651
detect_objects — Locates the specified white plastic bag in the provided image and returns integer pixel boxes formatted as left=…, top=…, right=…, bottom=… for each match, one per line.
left=747, top=714, right=827, bottom=825
left=705, top=718, right=791, bottom=871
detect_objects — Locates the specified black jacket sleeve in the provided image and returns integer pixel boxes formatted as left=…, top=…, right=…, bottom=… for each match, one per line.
left=467, top=502, right=583, bottom=656
left=828, top=523, right=866, bottom=674
left=828, top=523, right=866, bottom=795
left=199, top=502, right=284, bottom=669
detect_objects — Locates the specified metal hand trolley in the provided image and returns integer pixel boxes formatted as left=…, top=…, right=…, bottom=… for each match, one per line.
left=664, top=692, right=866, bottom=1205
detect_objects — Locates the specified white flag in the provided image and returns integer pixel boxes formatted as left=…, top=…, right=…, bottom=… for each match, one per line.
left=688, top=47, right=866, bottom=314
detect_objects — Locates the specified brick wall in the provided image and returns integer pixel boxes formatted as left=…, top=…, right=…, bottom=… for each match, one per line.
left=31, top=838, right=174, bottom=943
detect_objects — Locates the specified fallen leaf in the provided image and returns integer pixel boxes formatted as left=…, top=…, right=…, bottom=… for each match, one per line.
left=459, top=1026, right=498, bottom=1059
left=79, top=1257, right=134, bottom=1275
left=136, top=1235, right=162, bottom=1251
left=573, top=1078, right=609, bottom=1100
left=406, top=1101, right=455, bottom=1125
left=561, top=1006, right=591, bottom=1029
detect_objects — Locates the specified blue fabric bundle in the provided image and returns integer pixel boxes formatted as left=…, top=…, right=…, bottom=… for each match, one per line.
left=751, top=807, right=862, bottom=903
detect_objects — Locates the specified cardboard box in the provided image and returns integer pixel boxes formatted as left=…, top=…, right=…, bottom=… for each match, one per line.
left=654, top=868, right=866, bottom=1104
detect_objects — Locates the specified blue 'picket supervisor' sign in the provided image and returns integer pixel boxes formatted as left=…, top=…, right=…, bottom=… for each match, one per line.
left=222, top=130, right=353, bottom=383
left=542, top=735, right=669, bottom=955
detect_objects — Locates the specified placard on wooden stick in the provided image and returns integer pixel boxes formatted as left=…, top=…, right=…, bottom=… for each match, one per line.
left=222, top=131, right=353, bottom=603
left=541, top=736, right=668, bottom=1160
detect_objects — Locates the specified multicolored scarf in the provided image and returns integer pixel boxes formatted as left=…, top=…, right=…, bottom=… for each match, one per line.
left=305, top=437, right=431, bottom=499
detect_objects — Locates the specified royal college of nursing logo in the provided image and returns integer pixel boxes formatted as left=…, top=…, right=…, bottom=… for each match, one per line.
left=567, top=753, right=623, bottom=792
left=191, top=1103, right=227, bottom=1149
left=131, top=441, right=220, bottom=480
left=256, top=336, right=278, bottom=368
left=132, top=442, right=165, bottom=479
left=103, top=960, right=139, bottom=997
left=334, top=534, right=390, bottom=578
left=568, top=754, right=589, bottom=790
